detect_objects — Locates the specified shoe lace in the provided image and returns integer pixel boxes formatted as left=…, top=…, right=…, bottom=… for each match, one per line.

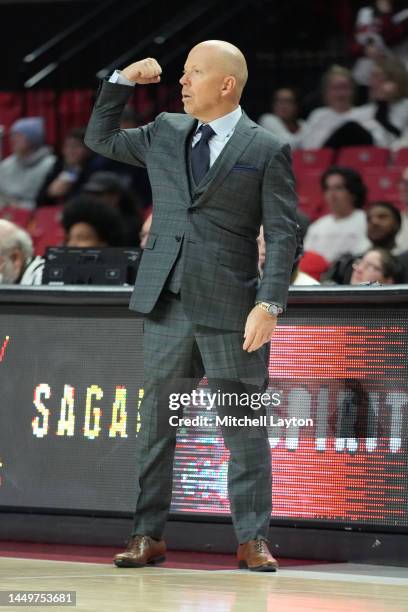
left=255, top=538, right=266, bottom=553
left=126, top=534, right=146, bottom=550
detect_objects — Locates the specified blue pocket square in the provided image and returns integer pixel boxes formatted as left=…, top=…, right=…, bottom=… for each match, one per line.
left=232, top=164, right=259, bottom=172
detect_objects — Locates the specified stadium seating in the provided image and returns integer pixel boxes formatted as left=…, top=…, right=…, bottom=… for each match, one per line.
left=393, top=148, right=408, bottom=170
left=336, top=146, right=389, bottom=171
left=0, top=206, right=32, bottom=228
left=293, top=148, right=334, bottom=176
left=362, top=167, right=402, bottom=207
left=28, top=205, right=65, bottom=256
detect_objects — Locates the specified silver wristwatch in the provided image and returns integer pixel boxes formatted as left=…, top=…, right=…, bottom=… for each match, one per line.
left=255, top=301, right=283, bottom=316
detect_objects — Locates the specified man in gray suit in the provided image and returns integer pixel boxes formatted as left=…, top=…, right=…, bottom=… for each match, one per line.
left=85, top=40, right=297, bottom=571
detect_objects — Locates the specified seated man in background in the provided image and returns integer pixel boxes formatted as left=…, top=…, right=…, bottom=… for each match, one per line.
left=0, top=118, right=56, bottom=210
left=303, top=166, right=370, bottom=263
left=0, top=219, right=43, bottom=284
left=323, top=200, right=402, bottom=284
left=366, top=200, right=402, bottom=253
left=62, top=196, right=126, bottom=248
left=36, top=127, right=105, bottom=207
left=350, top=247, right=403, bottom=285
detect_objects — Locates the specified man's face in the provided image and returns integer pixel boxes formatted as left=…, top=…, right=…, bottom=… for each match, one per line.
left=322, top=174, right=354, bottom=216
left=350, top=250, right=391, bottom=285
left=367, top=205, right=399, bottom=244
left=0, top=249, right=23, bottom=284
left=325, top=75, right=353, bottom=109
left=273, top=89, right=298, bottom=122
left=179, top=47, right=228, bottom=121
left=62, top=137, right=89, bottom=167
left=10, top=132, right=32, bottom=156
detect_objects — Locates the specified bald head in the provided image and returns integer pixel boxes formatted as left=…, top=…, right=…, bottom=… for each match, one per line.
left=180, top=40, right=248, bottom=121
left=190, top=40, right=248, bottom=97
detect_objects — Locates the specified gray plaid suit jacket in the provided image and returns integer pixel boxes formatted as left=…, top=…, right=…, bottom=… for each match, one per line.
left=85, top=80, right=298, bottom=331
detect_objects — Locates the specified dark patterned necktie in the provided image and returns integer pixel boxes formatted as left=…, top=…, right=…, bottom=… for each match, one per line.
left=191, top=124, right=215, bottom=184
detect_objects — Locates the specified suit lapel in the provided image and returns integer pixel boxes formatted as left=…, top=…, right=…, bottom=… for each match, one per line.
left=192, top=112, right=258, bottom=206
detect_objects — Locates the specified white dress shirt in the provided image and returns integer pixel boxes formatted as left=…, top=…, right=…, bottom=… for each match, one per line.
left=109, top=70, right=242, bottom=166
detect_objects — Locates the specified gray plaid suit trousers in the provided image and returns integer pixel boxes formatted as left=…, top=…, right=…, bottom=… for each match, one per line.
left=131, top=290, right=272, bottom=543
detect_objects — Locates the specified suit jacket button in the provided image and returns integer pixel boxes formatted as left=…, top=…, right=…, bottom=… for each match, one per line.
left=175, top=235, right=182, bottom=242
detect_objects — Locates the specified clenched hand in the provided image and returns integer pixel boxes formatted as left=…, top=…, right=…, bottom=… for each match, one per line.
left=121, top=58, right=162, bottom=85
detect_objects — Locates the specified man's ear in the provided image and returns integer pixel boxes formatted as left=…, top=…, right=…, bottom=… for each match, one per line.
left=221, top=76, right=236, bottom=97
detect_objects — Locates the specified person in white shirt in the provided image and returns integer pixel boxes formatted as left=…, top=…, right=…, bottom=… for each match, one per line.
left=298, top=66, right=374, bottom=149
left=258, top=87, right=304, bottom=149
left=304, top=167, right=371, bottom=262
left=352, top=56, right=408, bottom=148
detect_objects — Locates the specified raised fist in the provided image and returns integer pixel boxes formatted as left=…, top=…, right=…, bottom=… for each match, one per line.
left=121, top=58, right=162, bottom=85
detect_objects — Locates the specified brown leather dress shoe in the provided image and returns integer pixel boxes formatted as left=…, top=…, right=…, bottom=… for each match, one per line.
left=237, top=539, right=279, bottom=572
left=114, top=535, right=166, bottom=568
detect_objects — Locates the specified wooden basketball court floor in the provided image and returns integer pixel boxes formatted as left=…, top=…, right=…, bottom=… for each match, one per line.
left=1, top=554, right=408, bottom=611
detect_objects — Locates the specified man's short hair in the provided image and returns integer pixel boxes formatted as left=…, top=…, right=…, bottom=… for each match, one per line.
left=0, top=220, right=34, bottom=261
left=368, top=200, right=402, bottom=230
left=321, top=166, right=367, bottom=209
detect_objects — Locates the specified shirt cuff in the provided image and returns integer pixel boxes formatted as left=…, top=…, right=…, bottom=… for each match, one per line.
left=109, top=70, right=135, bottom=87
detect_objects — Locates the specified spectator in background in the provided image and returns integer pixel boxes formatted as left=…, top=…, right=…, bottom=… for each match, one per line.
left=351, top=0, right=408, bottom=91
left=298, top=66, right=374, bottom=149
left=353, top=56, right=408, bottom=148
left=0, top=118, right=56, bottom=210
left=62, top=196, right=126, bottom=248
left=303, top=167, right=370, bottom=262
left=82, top=171, right=143, bottom=247
left=367, top=200, right=402, bottom=252
left=396, top=166, right=408, bottom=250
left=323, top=200, right=402, bottom=284
left=0, top=219, right=43, bottom=284
left=350, top=247, right=403, bottom=284
left=258, top=87, right=304, bottom=148
left=36, top=127, right=105, bottom=206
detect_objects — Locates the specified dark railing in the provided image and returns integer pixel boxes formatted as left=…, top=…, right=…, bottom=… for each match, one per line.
left=22, top=0, right=117, bottom=66
left=96, top=0, right=219, bottom=79
left=23, top=0, right=149, bottom=88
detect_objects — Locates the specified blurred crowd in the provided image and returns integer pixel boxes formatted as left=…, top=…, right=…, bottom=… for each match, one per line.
left=0, top=0, right=408, bottom=287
